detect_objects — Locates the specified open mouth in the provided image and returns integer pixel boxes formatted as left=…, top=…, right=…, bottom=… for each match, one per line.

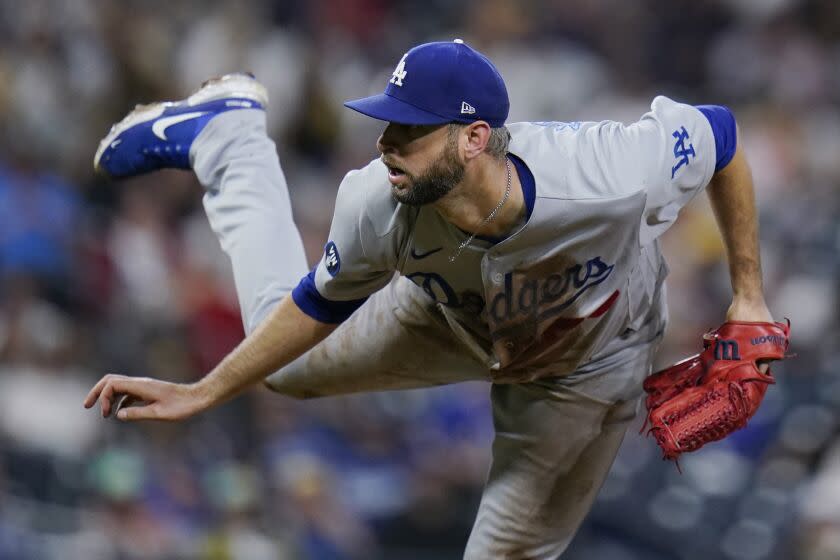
left=384, top=160, right=407, bottom=186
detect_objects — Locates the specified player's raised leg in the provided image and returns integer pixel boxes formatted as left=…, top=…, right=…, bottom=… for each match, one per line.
left=95, top=75, right=488, bottom=397
left=94, top=74, right=308, bottom=332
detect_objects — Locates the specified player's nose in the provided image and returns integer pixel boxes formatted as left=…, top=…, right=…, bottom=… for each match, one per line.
left=376, top=123, right=401, bottom=155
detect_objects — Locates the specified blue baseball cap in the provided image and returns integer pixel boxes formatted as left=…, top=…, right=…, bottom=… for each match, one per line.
left=344, top=40, right=509, bottom=128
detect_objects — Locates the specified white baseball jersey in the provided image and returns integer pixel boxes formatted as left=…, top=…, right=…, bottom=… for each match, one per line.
left=294, top=96, right=725, bottom=382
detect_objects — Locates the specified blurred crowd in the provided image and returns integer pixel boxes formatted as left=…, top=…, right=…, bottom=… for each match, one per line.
left=0, top=0, right=837, bottom=558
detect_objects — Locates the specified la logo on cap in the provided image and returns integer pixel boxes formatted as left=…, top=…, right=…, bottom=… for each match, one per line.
left=390, top=54, right=408, bottom=87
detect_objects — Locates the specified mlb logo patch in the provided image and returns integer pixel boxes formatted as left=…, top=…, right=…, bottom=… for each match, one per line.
left=324, top=241, right=341, bottom=276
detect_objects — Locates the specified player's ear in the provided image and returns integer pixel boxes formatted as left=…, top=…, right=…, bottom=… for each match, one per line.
left=462, top=121, right=492, bottom=161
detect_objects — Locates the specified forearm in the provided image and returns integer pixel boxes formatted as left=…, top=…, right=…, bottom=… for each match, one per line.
left=193, top=295, right=337, bottom=408
left=706, top=144, right=765, bottom=303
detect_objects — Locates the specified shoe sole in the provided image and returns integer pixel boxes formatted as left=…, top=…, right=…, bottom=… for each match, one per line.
left=93, top=74, right=268, bottom=173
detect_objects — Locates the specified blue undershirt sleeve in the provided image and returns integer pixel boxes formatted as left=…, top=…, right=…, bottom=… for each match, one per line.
left=696, top=104, right=737, bottom=172
left=291, top=268, right=368, bottom=324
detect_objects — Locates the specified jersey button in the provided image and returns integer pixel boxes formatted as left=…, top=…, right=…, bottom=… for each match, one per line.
left=492, top=272, right=504, bottom=284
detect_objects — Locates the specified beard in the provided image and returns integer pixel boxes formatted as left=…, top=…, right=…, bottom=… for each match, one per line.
left=388, top=135, right=465, bottom=207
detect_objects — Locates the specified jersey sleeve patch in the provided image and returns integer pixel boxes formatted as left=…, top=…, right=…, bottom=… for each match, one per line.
left=696, top=105, right=737, bottom=172
left=292, top=268, right=368, bottom=324
left=324, top=241, right=341, bottom=276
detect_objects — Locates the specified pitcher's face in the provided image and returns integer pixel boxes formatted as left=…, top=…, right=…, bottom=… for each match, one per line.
left=378, top=123, right=464, bottom=206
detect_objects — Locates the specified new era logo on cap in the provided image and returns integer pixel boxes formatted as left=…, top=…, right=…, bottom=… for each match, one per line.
left=343, top=40, right=509, bottom=127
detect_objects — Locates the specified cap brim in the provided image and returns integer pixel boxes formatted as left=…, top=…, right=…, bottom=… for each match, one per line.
left=344, top=93, right=450, bottom=125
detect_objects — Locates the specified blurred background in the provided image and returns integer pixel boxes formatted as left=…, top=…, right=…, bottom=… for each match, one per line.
left=0, top=0, right=837, bottom=558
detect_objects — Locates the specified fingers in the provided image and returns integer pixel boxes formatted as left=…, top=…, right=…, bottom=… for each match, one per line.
left=84, top=374, right=156, bottom=418
left=100, top=379, right=117, bottom=417
left=116, top=403, right=160, bottom=422
left=84, top=375, right=197, bottom=423
left=757, top=358, right=772, bottom=375
left=83, top=375, right=112, bottom=409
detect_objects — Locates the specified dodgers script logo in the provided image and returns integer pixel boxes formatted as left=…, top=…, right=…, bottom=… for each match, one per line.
left=404, top=256, right=615, bottom=324
left=671, top=126, right=695, bottom=178
left=390, top=54, right=408, bottom=87
left=488, top=256, right=615, bottom=328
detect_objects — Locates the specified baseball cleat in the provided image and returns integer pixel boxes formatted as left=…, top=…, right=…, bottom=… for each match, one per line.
left=94, top=73, right=268, bottom=177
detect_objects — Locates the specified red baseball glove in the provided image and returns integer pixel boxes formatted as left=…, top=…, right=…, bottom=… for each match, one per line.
left=642, top=320, right=791, bottom=462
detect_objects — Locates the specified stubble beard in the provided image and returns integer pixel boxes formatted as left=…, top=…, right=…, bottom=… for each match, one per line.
left=390, top=135, right=465, bottom=207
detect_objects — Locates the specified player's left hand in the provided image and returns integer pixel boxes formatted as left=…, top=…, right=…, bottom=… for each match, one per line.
left=642, top=317, right=791, bottom=462
left=84, top=374, right=209, bottom=421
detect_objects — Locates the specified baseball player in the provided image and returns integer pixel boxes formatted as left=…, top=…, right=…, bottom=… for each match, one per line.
left=85, top=40, right=785, bottom=558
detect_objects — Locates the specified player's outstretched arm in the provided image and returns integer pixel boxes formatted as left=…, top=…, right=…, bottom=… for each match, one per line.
left=642, top=139, right=791, bottom=462
left=705, top=143, right=773, bottom=324
left=84, top=296, right=337, bottom=421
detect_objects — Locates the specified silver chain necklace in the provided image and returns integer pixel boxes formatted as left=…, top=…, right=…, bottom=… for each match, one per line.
left=449, top=158, right=511, bottom=263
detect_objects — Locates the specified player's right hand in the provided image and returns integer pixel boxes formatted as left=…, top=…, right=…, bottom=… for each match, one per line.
left=83, top=374, right=209, bottom=422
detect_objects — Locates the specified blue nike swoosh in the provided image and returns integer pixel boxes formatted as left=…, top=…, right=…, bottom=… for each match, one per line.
left=410, top=246, right=443, bottom=259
